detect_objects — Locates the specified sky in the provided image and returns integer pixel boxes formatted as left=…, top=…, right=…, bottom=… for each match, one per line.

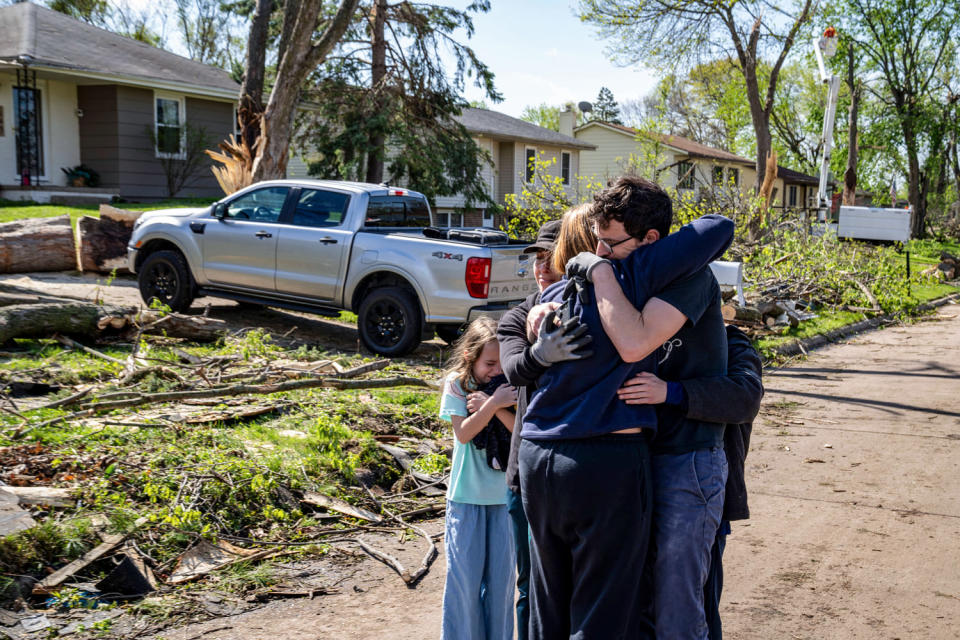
left=449, top=0, right=659, bottom=118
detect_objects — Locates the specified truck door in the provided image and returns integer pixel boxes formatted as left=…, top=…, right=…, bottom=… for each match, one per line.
left=203, top=186, right=290, bottom=291
left=274, top=187, right=352, bottom=301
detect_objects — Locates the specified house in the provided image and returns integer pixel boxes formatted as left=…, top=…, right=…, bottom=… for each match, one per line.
left=0, top=2, right=237, bottom=202
left=570, top=119, right=819, bottom=213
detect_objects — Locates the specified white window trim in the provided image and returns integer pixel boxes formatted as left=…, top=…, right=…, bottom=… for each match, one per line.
left=154, top=91, right=186, bottom=160
left=560, top=150, right=572, bottom=185
left=677, top=160, right=695, bottom=191
left=524, top=146, right=537, bottom=184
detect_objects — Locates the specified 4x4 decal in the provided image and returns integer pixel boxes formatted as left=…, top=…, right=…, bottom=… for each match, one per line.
left=432, top=251, right=463, bottom=261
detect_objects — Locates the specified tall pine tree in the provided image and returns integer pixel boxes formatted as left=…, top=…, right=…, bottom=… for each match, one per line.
left=594, top=87, right=623, bottom=124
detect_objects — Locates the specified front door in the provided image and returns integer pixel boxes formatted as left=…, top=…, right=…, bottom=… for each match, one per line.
left=202, top=186, right=290, bottom=291
left=275, top=187, right=352, bottom=301
left=13, top=86, right=44, bottom=182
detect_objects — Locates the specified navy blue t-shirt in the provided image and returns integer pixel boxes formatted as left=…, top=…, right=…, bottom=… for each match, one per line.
left=522, top=214, right=734, bottom=440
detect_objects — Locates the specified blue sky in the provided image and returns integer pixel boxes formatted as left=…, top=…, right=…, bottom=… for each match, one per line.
left=450, top=1, right=658, bottom=117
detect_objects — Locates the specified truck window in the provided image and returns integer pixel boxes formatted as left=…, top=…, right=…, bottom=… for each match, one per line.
left=226, top=186, right=289, bottom=222
left=365, top=195, right=430, bottom=227
left=293, top=188, right=350, bottom=228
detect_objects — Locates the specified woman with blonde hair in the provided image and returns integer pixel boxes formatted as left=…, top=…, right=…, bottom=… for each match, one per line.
left=516, top=201, right=735, bottom=639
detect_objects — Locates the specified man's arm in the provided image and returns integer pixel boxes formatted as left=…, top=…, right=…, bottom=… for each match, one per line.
left=618, top=326, right=764, bottom=425
left=592, top=264, right=689, bottom=363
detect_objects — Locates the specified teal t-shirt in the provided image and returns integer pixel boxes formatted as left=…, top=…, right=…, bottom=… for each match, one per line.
left=439, top=374, right=507, bottom=505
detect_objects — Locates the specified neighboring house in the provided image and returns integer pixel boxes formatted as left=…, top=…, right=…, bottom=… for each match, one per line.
left=432, top=107, right=595, bottom=228
left=571, top=119, right=819, bottom=214
left=0, top=2, right=238, bottom=202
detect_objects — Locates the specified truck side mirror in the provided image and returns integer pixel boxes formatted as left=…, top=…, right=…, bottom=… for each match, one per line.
left=213, top=203, right=227, bottom=219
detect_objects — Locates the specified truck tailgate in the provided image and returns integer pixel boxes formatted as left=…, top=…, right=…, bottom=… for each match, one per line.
left=486, top=246, right=538, bottom=302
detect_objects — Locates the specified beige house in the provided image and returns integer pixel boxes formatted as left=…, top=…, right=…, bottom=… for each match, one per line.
left=571, top=120, right=818, bottom=213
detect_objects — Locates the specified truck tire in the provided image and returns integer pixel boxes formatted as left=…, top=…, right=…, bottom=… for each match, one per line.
left=138, top=249, right=195, bottom=312
left=357, top=287, right=422, bottom=356
left=435, top=324, right=464, bottom=345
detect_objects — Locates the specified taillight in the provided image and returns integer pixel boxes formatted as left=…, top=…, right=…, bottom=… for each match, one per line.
left=465, top=257, right=491, bottom=299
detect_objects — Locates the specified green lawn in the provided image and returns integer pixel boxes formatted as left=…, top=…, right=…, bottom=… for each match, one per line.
left=0, top=198, right=215, bottom=225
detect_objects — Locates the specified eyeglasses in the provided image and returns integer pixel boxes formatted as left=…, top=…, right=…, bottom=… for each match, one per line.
left=597, top=235, right=634, bottom=254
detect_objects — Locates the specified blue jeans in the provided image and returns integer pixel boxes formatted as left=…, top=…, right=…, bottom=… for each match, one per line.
left=705, top=520, right=731, bottom=640
left=441, top=500, right=515, bottom=640
left=506, top=488, right=530, bottom=640
left=651, top=447, right=727, bottom=640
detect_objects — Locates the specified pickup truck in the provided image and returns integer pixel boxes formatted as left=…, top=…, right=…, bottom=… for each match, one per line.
left=127, top=180, right=536, bottom=356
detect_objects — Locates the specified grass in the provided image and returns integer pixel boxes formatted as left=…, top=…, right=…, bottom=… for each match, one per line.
left=0, top=198, right=216, bottom=225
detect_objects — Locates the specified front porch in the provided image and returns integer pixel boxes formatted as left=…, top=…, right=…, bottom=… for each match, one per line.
left=0, top=184, right=118, bottom=206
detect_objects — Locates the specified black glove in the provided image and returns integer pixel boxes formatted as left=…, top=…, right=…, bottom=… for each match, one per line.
left=529, top=310, right=593, bottom=366
left=565, top=252, right=611, bottom=283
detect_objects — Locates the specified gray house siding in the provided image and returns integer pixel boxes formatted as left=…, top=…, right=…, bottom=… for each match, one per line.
left=78, top=85, right=233, bottom=200
left=77, top=85, right=121, bottom=189
left=498, top=142, right=515, bottom=205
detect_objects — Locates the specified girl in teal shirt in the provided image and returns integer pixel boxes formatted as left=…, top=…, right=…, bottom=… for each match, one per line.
left=439, top=316, right=517, bottom=639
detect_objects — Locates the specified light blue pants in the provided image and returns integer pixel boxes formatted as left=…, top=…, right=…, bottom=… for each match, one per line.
left=441, top=500, right=516, bottom=640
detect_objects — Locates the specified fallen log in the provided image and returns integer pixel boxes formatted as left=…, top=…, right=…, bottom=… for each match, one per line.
left=0, top=302, right=227, bottom=344
left=76, top=205, right=144, bottom=273
left=721, top=304, right=762, bottom=324
left=0, top=215, right=76, bottom=273
left=4, top=486, right=75, bottom=508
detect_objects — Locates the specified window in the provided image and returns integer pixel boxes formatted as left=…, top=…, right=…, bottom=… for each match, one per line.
left=155, top=94, right=184, bottom=157
left=525, top=148, right=537, bottom=183
left=677, top=161, right=695, bottom=190
left=233, top=105, right=242, bottom=140
left=434, top=211, right=464, bottom=228
left=788, top=185, right=798, bottom=207
left=365, top=195, right=431, bottom=227
left=225, top=186, right=289, bottom=222
left=727, top=168, right=740, bottom=187
left=13, top=87, right=44, bottom=177
left=712, top=166, right=724, bottom=186
left=561, top=151, right=571, bottom=185
left=292, top=189, right=350, bottom=228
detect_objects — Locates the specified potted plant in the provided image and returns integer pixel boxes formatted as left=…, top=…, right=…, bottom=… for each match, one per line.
left=61, top=164, right=100, bottom=187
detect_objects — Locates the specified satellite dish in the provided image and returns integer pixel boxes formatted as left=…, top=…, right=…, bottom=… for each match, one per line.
left=578, top=101, right=593, bottom=113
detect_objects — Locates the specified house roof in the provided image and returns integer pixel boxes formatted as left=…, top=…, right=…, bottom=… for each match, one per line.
left=0, top=2, right=238, bottom=99
left=456, top=108, right=595, bottom=150
left=576, top=120, right=819, bottom=185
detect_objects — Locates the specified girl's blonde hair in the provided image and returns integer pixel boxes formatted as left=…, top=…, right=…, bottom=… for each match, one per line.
left=552, top=203, right=598, bottom=275
left=443, top=316, right=500, bottom=391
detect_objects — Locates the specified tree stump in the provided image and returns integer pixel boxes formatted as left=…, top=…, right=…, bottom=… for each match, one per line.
left=0, top=215, right=76, bottom=273
left=76, top=205, right=145, bottom=273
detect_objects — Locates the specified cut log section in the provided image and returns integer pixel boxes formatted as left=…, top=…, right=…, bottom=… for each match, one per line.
left=0, top=302, right=227, bottom=344
left=76, top=205, right=144, bottom=273
left=0, top=215, right=76, bottom=274
left=721, top=304, right=762, bottom=323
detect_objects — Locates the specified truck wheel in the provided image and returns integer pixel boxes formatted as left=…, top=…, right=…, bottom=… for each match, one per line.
left=358, top=287, right=422, bottom=356
left=138, top=250, right=195, bottom=312
left=435, top=324, right=464, bottom=345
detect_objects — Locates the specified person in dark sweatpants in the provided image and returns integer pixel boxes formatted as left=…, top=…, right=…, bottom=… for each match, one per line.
left=520, top=202, right=735, bottom=639
left=618, top=325, right=763, bottom=639
left=497, top=219, right=569, bottom=640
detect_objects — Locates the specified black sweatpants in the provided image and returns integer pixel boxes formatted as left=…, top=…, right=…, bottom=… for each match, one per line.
left=518, top=434, right=654, bottom=640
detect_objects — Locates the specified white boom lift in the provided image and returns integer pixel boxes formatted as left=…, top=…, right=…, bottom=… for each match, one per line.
left=813, top=27, right=912, bottom=250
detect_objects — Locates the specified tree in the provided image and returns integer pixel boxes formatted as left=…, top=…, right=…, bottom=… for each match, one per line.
left=593, top=86, right=622, bottom=124
left=298, top=1, right=501, bottom=204
left=831, top=0, right=960, bottom=237
left=173, top=0, right=239, bottom=67
left=579, top=0, right=814, bottom=189
left=45, top=0, right=166, bottom=45
left=520, top=102, right=582, bottom=132
left=237, top=0, right=361, bottom=182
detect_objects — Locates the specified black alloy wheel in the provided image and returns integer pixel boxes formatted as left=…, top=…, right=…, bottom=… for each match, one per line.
left=137, top=249, right=195, bottom=312
left=357, top=287, right=422, bottom=356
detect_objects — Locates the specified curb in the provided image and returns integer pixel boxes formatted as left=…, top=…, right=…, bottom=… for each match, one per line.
left=771, top=291, right=960, bottom=358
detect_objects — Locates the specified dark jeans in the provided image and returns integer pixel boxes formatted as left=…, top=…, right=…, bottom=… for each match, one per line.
left=506, top=488, right=530, bottom=640
left=518, top=435, right=654, bottom=640
left=704, top=520, right=731, bottom=640
left=650, top=447, right=727, bottom=640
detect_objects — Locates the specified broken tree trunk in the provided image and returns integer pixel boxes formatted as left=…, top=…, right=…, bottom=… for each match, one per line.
left=0, top=302, right=227, bottom=344
left=76, top=205, right=144, bottom=273
left=0, top=215, right=76, bottom=273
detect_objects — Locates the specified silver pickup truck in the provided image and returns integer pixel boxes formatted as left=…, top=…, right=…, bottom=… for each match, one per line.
left=127, top=180, right=536, bottom=356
